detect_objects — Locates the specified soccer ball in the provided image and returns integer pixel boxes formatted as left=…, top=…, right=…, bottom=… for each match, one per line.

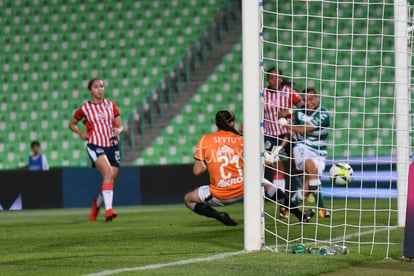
left=329, top=163, right=354, bottom=186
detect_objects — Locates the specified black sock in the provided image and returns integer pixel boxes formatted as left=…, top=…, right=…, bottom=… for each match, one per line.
left=193, top=203, right=220, bottom=219
left=290, top=206, right=303, bottom=220
left=284, top=159, right=301, bottom=208
left=276, top=189, right=288, bottom=206
left=277, top=189, right=303, bottom=220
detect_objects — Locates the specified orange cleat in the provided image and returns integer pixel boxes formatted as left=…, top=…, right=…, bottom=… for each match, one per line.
left=105, top=208, right=117, bottom=222
left=318, top=209, right=331, bottom=218
left=279, top=207, right=289, bottom=219
left=89, top=199, right=100, bottom=222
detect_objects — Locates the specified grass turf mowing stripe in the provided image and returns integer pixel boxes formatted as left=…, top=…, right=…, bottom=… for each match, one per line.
left=85, top=225, right=401, bottom=275
left=83, top=250, right=247, bottom=276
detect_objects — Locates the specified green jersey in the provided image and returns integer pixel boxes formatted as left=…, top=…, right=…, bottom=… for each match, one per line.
left=293, top=105, right=330, bottom=156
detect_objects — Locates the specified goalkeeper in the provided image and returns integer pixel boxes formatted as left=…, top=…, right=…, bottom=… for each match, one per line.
left=279, top=87, right=331, bottom=218
left=184, top=109, right=315, bottom=226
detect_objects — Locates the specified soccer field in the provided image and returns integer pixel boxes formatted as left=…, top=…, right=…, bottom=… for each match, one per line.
left=0, top=202, right=412, bottom=276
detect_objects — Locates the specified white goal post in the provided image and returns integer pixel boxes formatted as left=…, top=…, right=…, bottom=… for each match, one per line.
left=243, top=0, right=413, bottom=256
left=394, top=0, right=410, bottom=227
left=242, top=0, right=262, bottom=251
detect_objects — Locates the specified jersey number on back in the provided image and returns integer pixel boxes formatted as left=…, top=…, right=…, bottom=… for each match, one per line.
left=218, top=155, right=242, bottom=179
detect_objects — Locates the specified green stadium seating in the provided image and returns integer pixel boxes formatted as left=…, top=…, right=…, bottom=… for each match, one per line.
left=136, top=2, right=400, bottom=166
left=0, top=0, right=229, bottom=169
left=136, top=40, right=244, bottom=165
left=0, top=1, right=402, bottom=168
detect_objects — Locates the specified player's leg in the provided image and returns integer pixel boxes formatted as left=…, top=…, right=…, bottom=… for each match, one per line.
left=274, top=159, right=291, bottom=218
left=289, top=155, right=307, bottom=204
left=264, top=179, right=315, bottom=222
left=86, top=145, right=104, bottom=221
left=304, top=158, right=329, bottom=218
left=93, top=167, right=115, bottom=217
left=274, top=159, right=286, bottom=191
left=264, top=137, right=275, bottom=183
left=281, top=143, right=304, bottom=216
left=184, top=186, right=237, bottom=226
left=94, top=166, right=119, bottom=212
left=95, top=155, right=117, bottom=221
left=282, top=139, right=296, bottom=198
left=291, top=144, right=310, bottom=203
left=101, top=146, right=121, bottom=221
left=303, top=178, right=311, bottom=199
left=267, top=136, right=289, bottom=218
left=264, top=136, right=283, bottom=183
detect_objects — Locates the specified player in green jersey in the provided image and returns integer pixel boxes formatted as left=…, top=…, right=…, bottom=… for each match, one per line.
left=279, top=87, right=330, bottom=218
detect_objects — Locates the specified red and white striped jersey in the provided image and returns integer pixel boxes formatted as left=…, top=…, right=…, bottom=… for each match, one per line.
left=263, top=85, right=301, bottom=136
left=74, top=98, right=120, bottom=147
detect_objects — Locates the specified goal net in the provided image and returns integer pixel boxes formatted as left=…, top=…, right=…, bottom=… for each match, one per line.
left=245, top=0, right=414, bottom=257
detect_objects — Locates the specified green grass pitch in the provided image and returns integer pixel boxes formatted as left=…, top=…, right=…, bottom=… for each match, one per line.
left=0, top=200, right=412, bottom=275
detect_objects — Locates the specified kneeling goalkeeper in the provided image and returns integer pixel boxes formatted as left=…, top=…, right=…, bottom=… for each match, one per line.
left=184, top=109, right=315, bottom=226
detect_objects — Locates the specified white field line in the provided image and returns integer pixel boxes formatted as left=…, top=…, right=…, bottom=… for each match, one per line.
left=328, top=225, right=400, bottom=242
left=84, top=225, right=401, bottom=276
left=83, top=250, right=247, bottom=276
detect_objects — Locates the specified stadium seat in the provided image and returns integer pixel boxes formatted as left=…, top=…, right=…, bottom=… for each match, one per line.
left=138, top=2, right=397, bottom=165
left=0, top=0, right=231, bottom=169
left=1, top=1, right=397, bottom=168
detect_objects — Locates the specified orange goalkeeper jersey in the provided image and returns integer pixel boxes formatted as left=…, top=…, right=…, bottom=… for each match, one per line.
left=194, top=131, right=244, bottom=200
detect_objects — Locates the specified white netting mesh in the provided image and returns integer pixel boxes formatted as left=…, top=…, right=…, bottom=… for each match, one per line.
left=260, top=0, right=413, bottom=257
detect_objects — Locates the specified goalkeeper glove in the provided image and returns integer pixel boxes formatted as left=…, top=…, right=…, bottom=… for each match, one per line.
left=264, top=145, right=283, bottom=165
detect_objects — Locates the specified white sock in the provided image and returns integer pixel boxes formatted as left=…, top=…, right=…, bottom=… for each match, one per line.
left=102, top=190, right=113, bottom=210
left=266, top=185, right=277, bottom=197
left=292, top=190, right=304, bottom=201
left=309, top=179, right=321, bottom=187
left=273, top=179, right=285, bottom=193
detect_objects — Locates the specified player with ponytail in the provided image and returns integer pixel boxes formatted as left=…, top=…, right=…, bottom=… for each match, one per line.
left=184, top=109, right=314, bottom=226
left=263, top=67, right=304, bottom=219
left=69, top=79, right=123, bottom=222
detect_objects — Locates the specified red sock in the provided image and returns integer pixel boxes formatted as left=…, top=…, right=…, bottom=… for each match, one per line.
left=273, top=171, right=285, bottom=181
left=101, top=183, right=114, bottom=192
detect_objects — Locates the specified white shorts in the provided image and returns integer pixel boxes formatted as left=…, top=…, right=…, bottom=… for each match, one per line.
left=198, top=185, right=243, bottom=207
left=293, top=143, right=326, bottom=176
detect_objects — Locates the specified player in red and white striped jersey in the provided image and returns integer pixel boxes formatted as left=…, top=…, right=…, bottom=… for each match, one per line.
left=76, top=98, right=120, bottom=147
left=69, top=79, right=123, bottom=222
left=263, top=67, right=304, bottom=218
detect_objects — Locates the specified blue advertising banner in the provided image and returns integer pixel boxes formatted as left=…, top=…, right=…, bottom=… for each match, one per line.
left=62, top=167, right=141, bottom=208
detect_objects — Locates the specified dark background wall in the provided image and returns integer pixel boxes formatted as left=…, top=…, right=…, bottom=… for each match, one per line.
left=0, top=170, right=63, bottom=210
left=140, top=165, right=208, bottom=205
left=62, top=167, right=142, bottom=208
left=0, top=165, right=209, bottom=210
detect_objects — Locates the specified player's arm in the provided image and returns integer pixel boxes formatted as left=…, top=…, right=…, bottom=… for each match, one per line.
left=278, top=117, right=316, bottom=135
left=288, top=122, right=317, bottom=135
left=279, top=133, right=290, bottom=149
left=278, top=91, right=305, bottom=118
left=69, top=117, right=89, bottom=141
left=112, top=103, right=124, bottom=135
left=193, top=159, right=207, bottom=176
left=277, top=108, right=294, bottom=118
left=292, top=89, right=305, bottom=108
left=295, top=99, right=305, bottom=108
left=113, top=116, right=124, bottom=135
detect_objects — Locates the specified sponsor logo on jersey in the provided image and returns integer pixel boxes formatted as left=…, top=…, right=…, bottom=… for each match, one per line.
left=97, top=112, right=106, bottom=121
left=217, top=145, right=234, bottom=156
left=217, top=176, right=243, bottom=188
